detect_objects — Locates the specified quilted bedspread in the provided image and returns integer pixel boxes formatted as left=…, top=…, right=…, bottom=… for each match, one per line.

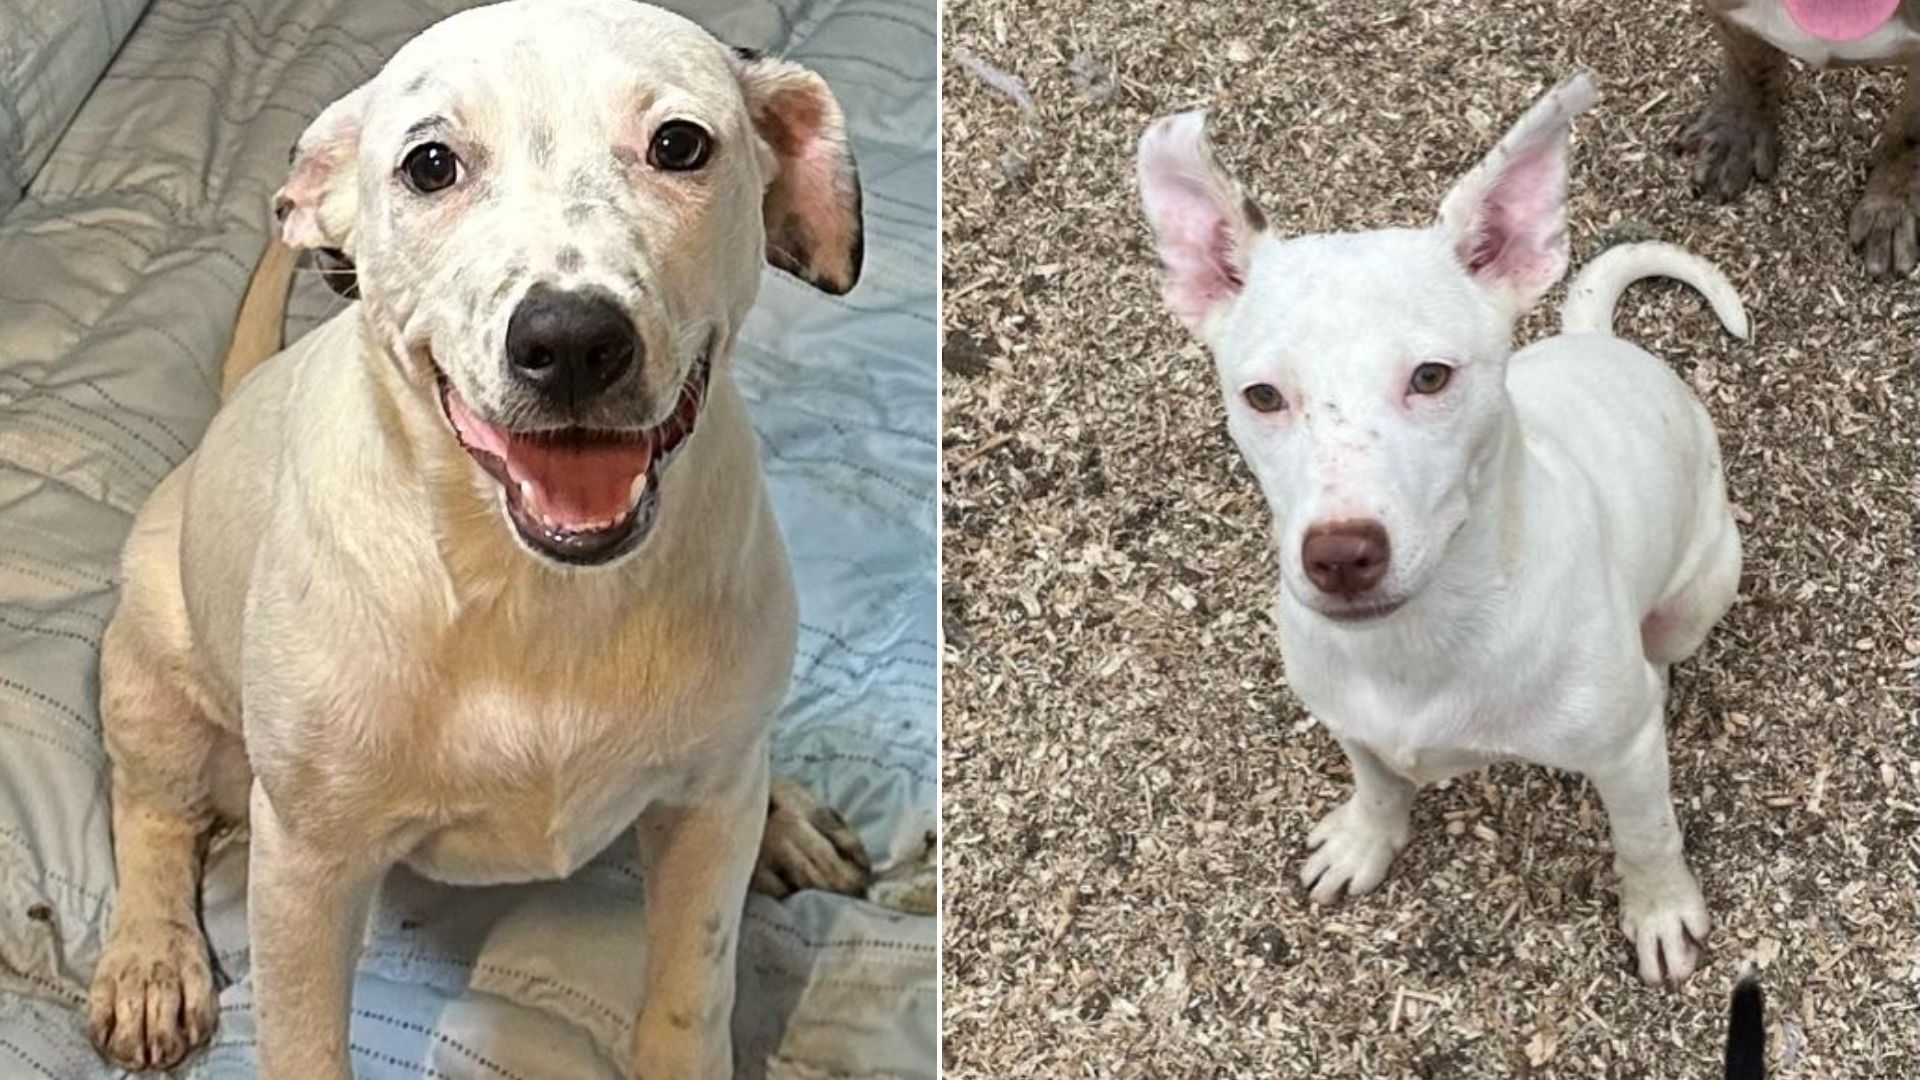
left=0, top=0, right=937, bottom=1076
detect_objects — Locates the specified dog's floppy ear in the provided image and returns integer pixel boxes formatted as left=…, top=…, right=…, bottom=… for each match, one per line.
left=273, top=84, right=371, bottom=254
left=734, top=51, right=863, bottom=295
left=1437, top=72, right=1598, bottom=317
left=1137, top=111, right=1266, bottom=335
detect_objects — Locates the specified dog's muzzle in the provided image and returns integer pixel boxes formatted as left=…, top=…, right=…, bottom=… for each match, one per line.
left=435, top=348, right=710, bottom=566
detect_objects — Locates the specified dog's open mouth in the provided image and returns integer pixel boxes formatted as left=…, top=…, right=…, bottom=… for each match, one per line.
left=1317, top=598, right=1406, bottom=624
left=435, top=355, right=709, bottom=566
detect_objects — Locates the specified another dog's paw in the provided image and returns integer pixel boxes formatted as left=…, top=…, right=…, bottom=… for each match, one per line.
left=1675, top=102, right=1779, bottom=203
left=86, top=918, right=217, bottom=1071
left=1848, top=189, right=1918, bottom=279
left=1300, top=799, right=1410, bottom=905
left=752, top=776, right=873, bottom=898
left=1618, top=867, right=1710, bottom=985
left=867, top=829, right=937, bottom=915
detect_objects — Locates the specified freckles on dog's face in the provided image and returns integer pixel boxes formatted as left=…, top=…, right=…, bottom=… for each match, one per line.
left=349, top=5, right=768, bottom=431
left=1210, top=232, right=1512, bottom=618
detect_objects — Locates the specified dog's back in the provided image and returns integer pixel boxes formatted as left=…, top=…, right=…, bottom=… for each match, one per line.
left=1504, top=243, right=1745, bottom=610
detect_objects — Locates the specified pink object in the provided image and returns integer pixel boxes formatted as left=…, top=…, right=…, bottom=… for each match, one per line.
left=447, top=388, right=654, bottom=527
left=1782, top=0, right=1901, bottom=41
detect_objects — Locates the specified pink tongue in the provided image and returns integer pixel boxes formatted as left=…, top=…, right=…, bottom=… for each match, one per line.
left=445, top=387, right=651, bottom=529
left=503, top=438, right=652, bottom=526
left=1783, top=0, right=1900, bottom=40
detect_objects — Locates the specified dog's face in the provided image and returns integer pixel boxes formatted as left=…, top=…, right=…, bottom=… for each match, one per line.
left=274, top=0, right=862, bottom=567
left=1139, top=76, right=1595, bottom=623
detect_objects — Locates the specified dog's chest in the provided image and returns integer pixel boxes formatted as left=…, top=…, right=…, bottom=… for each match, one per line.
left=1312, top=683, right=1507, bottom=785
left=385, top=640, right=723, bottom=885
left=400, top=695, right=686, bottom=885
left=1724, top=1, right=1920, bottom=65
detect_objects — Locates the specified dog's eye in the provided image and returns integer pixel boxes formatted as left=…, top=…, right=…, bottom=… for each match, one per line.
left=1409, top=362, right=1453, bottom=395
left=1242, top=383, right=1286, bottom=413
left=401, top=142, right=460, bottom=194
left=649, top=121, right=712, bottom=172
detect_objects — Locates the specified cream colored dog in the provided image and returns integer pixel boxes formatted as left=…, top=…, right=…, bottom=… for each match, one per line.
left=85, top=2, right=870, bottom=1076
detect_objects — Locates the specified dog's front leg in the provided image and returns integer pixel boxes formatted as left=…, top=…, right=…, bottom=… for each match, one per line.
left=1301, top=738, right=1415, bottom=905
left=248, top=781, right=387, bottom=1080
left=630, top=752, right=769, bottom=1080
left=1677, top=3, right=1786, bottom=201
left=1849, top=61, right=1918, bottom=278
left=1588, top=701, right=1709, bottom=986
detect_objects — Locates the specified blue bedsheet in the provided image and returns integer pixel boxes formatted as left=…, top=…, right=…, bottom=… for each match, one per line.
left=0, top=0, right=936, bottom=1075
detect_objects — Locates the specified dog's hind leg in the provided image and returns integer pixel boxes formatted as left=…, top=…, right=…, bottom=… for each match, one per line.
left=87, top=617, right=224, bottom=1070
left=751, top=773, right=873, bottom=898
left=1676, top=6, right=1787, bottom=202
left=1642, top=519, right=1741, bottom=667
left=1849, top=61, right=1919, bottom=278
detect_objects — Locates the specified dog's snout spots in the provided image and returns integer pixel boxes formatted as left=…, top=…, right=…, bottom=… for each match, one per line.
left=1301, top=520, right=1390, bottom=597
left=556, top=246, right=583, bottom=273
left=505, top=284, right=640, bottom=408
left=528, top=121, right=554, bottom=167
left=564, top=201, right=597, bottom=225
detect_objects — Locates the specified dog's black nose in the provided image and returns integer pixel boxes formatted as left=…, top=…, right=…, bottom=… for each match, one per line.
left=1302, top=520, right=1390, bottom=597
left=505, top=285, right=639, bottom=407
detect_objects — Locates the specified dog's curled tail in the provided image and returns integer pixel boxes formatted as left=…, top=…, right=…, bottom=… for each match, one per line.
left=1724, top=974, right=1765, bottom=1080
left=1560, top=241, right=1749, bottom=342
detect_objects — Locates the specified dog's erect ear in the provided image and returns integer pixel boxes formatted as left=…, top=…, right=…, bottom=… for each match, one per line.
left=734, top=53, right=863, bottom=295
left=1438, top=72, right=1598, bottom=316
left=1137, top=111, right=1266, bottom=335
left=274, top=84, right=371, bottom=254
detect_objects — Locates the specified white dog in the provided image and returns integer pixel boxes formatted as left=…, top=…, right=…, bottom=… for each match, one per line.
left=85, top=2, right=870, bottom=1076
left=1138, top=73, right=1745, bottom=985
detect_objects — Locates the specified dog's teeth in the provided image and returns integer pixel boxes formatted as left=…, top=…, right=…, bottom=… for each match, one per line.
left=629, top=473, right=648, bottom=507
left=518, top=479, right=538, bottom=508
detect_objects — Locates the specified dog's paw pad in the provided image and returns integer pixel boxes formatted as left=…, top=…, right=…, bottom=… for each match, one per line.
left=1300, top=800, right=1410, bottom=906
left=1619, top=871, right=1710, bottom=985
left=1848, top=191, right=1918, bottom=279
left=752, top=778, right=873, bottom=898
left=87, top=920, right=217, bottom=1071
left=1676, top=104, right=1778, bottom=203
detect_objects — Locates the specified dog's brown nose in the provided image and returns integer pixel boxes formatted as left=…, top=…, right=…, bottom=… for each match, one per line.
left=1301, top=520, right=1390, bottom=597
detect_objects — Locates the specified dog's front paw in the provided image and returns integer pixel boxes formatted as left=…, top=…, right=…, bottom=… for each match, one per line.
left=1618, top=867, right=1710, bottom=985
left=87, top=918, right=218, bottom=1071
left=1675, top=101, right=1779, bottom=203
left=752, top=776, right=873, bottom=898
left=1849, top=188, right=1918, bottom=279
left=1300, top=799, right=1410, bottom=905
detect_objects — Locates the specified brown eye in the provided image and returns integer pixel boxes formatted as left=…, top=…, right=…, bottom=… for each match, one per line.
left=401, top=142, right=460, bottom=194
left=1243, top=383, right=1286, bottom=413
left=649, top=120, right=712, bottom=171
left=1410, top=362, right=1452, bottom=395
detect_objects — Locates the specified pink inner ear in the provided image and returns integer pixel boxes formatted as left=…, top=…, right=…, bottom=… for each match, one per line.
left=1456, top=138, right=1567, bottom=299
left=1144, top=176, right=1246, bottom=324
left=784, top=112, right=854, bottom=270
left=276, top=160, right=331, bottom=249
left=759, top=81, right=856, bottom=285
